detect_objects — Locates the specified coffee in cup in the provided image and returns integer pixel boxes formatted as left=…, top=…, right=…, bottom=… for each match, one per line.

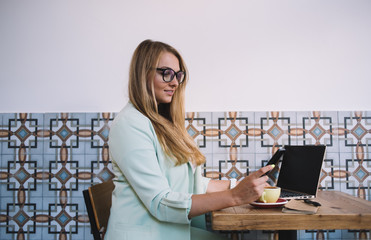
left=258, top=186, right=281, bottom=203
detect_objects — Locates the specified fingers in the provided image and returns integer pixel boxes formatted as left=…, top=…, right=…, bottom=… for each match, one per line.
left=240, top=165, right=272, bottom=186
left=234, top=165, right=275, bottom=204
left=243, top=170, right=270, bottom=187
left=255, top=174, right=269, bottom=186
left=252, top=164, right=275, bottom=178
left=264, top=182, right=271, bottom=187
left=235, top=166, right=274, bottom=204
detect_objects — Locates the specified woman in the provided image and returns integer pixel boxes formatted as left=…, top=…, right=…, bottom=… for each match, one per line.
left=105, top=39, right=272, bottom=240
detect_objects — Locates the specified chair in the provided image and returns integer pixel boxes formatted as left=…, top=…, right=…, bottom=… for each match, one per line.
left=83, top=180, right=115, bottom=240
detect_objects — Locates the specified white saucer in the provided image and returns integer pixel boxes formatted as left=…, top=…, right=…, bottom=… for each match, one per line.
left=250, top=198, right=288, bottom=208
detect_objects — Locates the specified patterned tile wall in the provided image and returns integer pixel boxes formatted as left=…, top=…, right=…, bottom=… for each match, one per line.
left=0, top=111, right=370, bottom=240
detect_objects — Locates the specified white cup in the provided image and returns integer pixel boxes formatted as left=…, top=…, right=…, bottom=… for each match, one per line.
left=258, top=186, right=281, bottom=203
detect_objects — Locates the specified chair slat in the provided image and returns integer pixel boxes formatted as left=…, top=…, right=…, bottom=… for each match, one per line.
left=84, top=180, right=114, bottom=240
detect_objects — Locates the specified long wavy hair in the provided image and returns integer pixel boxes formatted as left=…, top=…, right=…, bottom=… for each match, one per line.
left=128, top=39, right=205, bottom=166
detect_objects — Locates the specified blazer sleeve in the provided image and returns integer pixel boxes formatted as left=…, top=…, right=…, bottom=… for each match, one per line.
left=109, top=111, right=192, bottom=224
left=194, top=165, right=211, bottom=194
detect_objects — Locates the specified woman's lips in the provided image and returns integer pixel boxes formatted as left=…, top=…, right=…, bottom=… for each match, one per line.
left=164, top=90, right=174, bottom=96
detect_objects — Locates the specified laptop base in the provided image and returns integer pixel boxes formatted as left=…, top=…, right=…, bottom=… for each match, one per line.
left=280, top=189, right=315, bottom=200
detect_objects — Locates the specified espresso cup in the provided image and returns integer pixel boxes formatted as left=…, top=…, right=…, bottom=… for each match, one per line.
left=258, top=186, right=281, bottom=203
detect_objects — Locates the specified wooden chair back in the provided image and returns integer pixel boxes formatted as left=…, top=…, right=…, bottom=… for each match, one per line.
left=83, top=180, right=115, bottom=240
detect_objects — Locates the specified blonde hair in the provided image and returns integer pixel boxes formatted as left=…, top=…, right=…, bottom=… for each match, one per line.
left=128, top=39, right=205, bottom=166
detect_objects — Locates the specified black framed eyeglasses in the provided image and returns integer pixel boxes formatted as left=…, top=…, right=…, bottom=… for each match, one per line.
left=156, top=68, right=185, bottom=84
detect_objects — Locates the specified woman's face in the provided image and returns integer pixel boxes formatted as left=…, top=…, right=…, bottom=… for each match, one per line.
left=153, top=52, right=180, bottom=104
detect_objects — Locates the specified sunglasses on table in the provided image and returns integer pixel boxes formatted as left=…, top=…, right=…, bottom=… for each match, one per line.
left=156, top=68, right=185, bottom=84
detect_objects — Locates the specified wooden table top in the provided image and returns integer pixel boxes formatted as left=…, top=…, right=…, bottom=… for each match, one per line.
left=212, top=191, right=371, bottom=231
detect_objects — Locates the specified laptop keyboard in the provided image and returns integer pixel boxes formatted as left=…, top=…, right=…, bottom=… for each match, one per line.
left=280, top=189, right=307, bottom=198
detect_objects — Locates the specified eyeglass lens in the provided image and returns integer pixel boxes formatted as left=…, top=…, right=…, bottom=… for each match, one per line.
left=161, top=68, right=185, bottom=83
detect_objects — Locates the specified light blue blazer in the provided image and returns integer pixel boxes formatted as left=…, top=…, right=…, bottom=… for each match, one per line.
left=105, top=103, right=219, bottom=240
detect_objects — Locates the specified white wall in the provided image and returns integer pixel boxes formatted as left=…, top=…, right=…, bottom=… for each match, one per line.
left=1, top=0, right=370, bottom=113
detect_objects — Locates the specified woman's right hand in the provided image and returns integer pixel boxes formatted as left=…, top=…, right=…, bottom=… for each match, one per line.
left=188, top=164, right=274, bottom=219
left=231, top=165, right=273, bottom=205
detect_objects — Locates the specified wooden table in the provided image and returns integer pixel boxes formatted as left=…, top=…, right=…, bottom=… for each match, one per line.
left=212, top=191, right=371, bottom=239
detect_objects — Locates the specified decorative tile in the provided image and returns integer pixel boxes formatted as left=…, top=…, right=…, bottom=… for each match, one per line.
left=185, top=112, right=211, bottom=152
left=338, top=111, right=371, bottom=153
left=319, top=152, right=340, bottom=191
left=341, top=229, right=371, bottom=240
left=0, top=111, right=369, bottom=240
left=297, top=111, right=340, bottom=152
left=254, top=111, right=296, bottom=154
left=211, top=111, right=250, bottom=154
left=300, top=229, right=341, bottom=240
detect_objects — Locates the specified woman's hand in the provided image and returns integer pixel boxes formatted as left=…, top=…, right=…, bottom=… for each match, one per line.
left=230, top=165, right=273, bottom=205
left=188, top=164, right=273, bottom=219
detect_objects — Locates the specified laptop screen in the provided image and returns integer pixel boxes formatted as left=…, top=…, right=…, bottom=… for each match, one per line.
left=277, top=145, right=326, bottom=196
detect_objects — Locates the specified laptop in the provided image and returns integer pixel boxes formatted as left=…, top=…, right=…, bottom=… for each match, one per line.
left=276, top=145, right=327, bottom=199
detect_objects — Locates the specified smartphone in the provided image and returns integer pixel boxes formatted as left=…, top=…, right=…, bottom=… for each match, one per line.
left=262, top=148, right=286, bottom=176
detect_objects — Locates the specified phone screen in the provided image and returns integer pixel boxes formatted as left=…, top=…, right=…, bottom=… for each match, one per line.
left=263, top=148, right=285, bottom=176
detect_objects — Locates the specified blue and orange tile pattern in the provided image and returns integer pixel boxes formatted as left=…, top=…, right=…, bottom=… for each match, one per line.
left=0, top=111, right=370, bottom=240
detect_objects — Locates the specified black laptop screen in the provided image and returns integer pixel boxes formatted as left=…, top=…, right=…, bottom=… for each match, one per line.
left=277, top=145, right=326, bottom=195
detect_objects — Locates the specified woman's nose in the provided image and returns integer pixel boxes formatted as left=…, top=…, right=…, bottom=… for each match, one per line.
left=169, top=78, right=179, bottom=87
